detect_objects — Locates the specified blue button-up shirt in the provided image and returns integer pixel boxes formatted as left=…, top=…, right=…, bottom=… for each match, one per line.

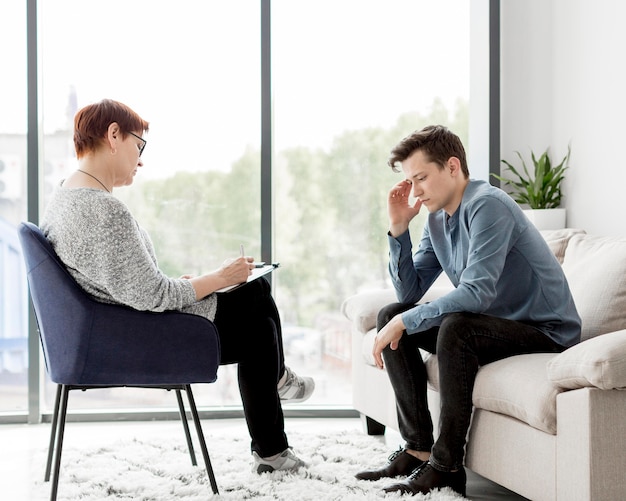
left=389, top=180, right=581, bottom=348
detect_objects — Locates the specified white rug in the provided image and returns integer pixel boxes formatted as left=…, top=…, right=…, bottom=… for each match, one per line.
left=31, top=427, right=468, bottom=501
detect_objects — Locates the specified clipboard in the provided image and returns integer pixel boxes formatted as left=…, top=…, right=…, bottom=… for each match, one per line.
left=216, top=263, right=280, bottom=293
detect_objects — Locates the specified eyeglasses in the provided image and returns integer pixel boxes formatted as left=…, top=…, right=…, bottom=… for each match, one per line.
left=127, top=131, right=147, bottom=157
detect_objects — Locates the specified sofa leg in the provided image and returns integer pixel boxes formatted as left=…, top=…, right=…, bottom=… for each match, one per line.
left=361, top=414, right=386, bottom=435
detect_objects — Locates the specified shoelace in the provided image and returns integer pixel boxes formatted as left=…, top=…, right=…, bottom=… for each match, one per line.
left=284, top=369, right=300, bottom=388
left=408, top=462, right=431, bottom=480
left=288, top=373, right=301, bottom=388
left=386, top=447, right=404, bottom=463
left=278, top=368, right=304, bottom=399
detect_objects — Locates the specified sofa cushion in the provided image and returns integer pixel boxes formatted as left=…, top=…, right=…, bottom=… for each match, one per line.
left=539, top=228, right=586, bottom=264
left=561, top=234, right=626, bottom=340
left=547, top=329, right=626, bottom=390
left=424, top=353, right=562, bottom=434
left=471, top=354, right=562, bottom=434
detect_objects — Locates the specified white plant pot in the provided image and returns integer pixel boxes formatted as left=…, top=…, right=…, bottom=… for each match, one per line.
left=522, top=208, right=566, bottom=230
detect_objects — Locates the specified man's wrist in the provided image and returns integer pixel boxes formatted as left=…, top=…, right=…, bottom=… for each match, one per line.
left=394, top=313, right=406, bottom=331
left=389, top=224, right=409, bottom=238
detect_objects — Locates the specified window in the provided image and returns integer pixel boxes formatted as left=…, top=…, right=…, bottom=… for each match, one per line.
left=0, top=0, right=29, bottom=414
left=271, top=0, right=469, bottom=405
left=39, top=0, right=261, bottom=410
left=2, top=0, right=472, bottom=418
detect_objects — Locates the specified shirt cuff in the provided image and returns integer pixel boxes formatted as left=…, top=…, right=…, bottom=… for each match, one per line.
left=388, top=230, right=412, bottom=278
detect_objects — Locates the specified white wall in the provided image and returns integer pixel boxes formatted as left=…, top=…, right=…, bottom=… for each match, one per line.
left=468, top=0, right=491, bottom=182
left=500, top=0, right=626, bottom=237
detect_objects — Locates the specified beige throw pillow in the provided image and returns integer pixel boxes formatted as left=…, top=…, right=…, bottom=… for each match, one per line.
left=547, top=329, right=626, bottom=390
left=561, top=234, right=626, bottom=340
left=539, top=228, right=586, bottom=263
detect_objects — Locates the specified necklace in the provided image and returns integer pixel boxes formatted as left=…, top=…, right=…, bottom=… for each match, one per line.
left=77, top=169, right=111, bottom=193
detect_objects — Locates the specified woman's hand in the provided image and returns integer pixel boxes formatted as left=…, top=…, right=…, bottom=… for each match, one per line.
left=388, top=179, right=422, bottom=237
left=218, top=256, right=254, bottom=286
left=188, top=256, right=255, bottom=300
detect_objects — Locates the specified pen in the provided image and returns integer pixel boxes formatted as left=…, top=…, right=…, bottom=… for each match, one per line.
left=240, top=244, right=244, bottom=257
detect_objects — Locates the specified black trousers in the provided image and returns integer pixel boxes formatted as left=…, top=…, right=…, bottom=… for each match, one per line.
left=213, top=277, right=288, bottom=457
left=378, top=304, right=565, bottom=471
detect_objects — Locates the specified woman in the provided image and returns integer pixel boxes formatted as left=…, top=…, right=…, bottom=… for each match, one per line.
left=41, top=98, right=314, bottom=473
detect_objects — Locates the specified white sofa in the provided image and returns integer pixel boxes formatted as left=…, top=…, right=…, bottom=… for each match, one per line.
left=342, top=229, right=626, bottom=501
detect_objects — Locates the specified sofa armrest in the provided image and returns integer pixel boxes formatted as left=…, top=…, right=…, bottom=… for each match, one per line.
left=341, top=289, right=397, bottom=334
left=547, top=329, right=626, bottom=390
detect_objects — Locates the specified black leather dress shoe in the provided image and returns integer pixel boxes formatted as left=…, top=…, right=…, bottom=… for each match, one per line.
left=355, top=448, right=426, bottom=481
left=382, top=462, right=467, bottom=497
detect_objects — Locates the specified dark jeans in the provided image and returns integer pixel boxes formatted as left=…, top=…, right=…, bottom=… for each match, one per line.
left=213, top=277, right=288, bottom=457
left=378, top=304, right=566, bottom=472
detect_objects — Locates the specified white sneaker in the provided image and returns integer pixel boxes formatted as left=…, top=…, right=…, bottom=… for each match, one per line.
left=277, top=366, right=315, bottom=403
left=252, top=448, right=306, bottom=474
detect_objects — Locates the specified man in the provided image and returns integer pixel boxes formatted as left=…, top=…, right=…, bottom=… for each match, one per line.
left=355, top=125, right=581, bottom=496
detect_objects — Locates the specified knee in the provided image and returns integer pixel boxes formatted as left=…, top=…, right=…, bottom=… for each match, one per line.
left=440, top=312, right=471, bottom=331
left=249, top=276, right=271, bottom=296
left=438, top=312, right=475, bottom=351
left=377, top=303, right=405, bottom=331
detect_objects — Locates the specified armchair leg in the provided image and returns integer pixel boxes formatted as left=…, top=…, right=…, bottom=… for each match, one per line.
left=185, top=384, right=219, bottom=495
left=48, top=384, right=70, bottom=501
left=175, top=389, right=197, bottom=466
left=45, top=384, right=63, bottom=482
left=42, top=384, right=219, bottom=499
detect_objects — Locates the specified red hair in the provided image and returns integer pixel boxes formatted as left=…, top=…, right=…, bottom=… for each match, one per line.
left=73, top=99, right=149, bottom=158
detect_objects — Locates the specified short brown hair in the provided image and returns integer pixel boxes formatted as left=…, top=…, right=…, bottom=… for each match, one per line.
left=73, top=99, right=149, bottom=158
left=388, top=125, right=469, bottom=178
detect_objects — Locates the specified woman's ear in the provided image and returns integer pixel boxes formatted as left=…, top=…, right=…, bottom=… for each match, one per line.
left=106, top=122, right=120, bottom=150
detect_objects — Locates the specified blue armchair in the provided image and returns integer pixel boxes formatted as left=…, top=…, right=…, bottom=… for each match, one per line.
left=18, top=222, right=222, bottom=500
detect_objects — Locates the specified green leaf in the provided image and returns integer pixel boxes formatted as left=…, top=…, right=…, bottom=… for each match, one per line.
left=492, top=145, right=571, bottom=209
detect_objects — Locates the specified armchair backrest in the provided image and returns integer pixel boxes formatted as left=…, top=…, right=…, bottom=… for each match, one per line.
left=18, top=222, right=96, bottom=381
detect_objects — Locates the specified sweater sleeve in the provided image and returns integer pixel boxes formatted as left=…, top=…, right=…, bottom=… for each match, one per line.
left=43, top=189, right=199, bottom=312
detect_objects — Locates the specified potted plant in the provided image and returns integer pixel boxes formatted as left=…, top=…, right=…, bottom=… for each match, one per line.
left=492, top=145, right=571, bottom=230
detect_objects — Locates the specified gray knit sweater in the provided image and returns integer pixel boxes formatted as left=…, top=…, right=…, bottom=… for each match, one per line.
left=41, top=186, right=217, bottom=321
